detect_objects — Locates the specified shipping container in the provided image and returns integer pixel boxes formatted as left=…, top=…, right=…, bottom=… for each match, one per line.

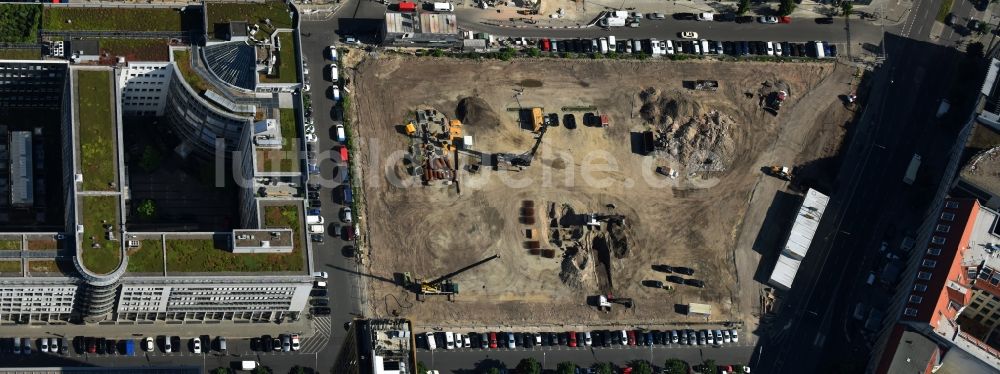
left=397, top=1, right=416, bottom=11
left=432, top=2, right=454, bottom=12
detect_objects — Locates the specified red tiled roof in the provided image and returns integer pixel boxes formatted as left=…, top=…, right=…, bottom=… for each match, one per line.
left=902, top=198, right=979, bottom=327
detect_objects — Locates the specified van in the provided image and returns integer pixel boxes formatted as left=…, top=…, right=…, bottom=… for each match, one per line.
left=699, top=39, right=709, bottom=54
left=306, top=215, right=324, bottom=225
left=241, top=361, right=259, bottom=370
left=599, top=38, right=609, bottom=54
left=866, top=271, right=876, bottom=285
left=766, top=41, right=775, bottom=56
left=309, top=224, right=325, bottom=234
left=328, top=65, right=338, bottom=82
left=633, top=39, right=642, bottom=53
left=425, top=333, right=437, bottom=350
left=608, top=36, right=616, bottom=50
left=336, top=124, right=346, bottom=142
left=432, top=2, right=454, bottom=12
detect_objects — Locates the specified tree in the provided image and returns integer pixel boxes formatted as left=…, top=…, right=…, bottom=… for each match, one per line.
left=289, top=366, right=308, bottom=374
left=968, top=42, right=985, bottom=58
left=252, top=367, right=272, bottom=374
left=485, top=368, right=501, bottom=374
left=137, top=199, right=156, bottom=219
left=663, top=359, right=689, bottom=374
left=737, top=0, right=751, bottom=15
left=778, top=0, right=796, bottom=16
left=701, top=359, right=717, bottom=374
left=416, top=361, right=429, bottom=374
left=430, top=48, right=445, bottom=57
left=526, top=47, right=541, bottom=57
left=556, top=362, right=577, bottom=374
left=630, top=360, right=653, bottom=374
left=516, top=358, right=542, bottom=374
left=211, top=368, right=230, bottom=374
left=593, top=362, right=615, bottom=374
left=841, top=1, right=854, bottom=17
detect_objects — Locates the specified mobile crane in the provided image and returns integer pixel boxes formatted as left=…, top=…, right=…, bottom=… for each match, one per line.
left=401, top=254, right=501, bottom=301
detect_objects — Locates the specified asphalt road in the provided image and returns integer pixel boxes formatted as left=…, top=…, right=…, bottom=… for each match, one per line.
left=418, top=345, right=755, bottom=372
left=751, top=0, right=979, bottom=372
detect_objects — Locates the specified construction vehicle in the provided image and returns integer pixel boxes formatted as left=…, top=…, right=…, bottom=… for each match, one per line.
left=405, top=122, right=417, bottom=136
left=768, top=165, right=792, bottom=181
left=531, top=107, right=543, bottom=132
left=765, top=90, right=787, bottom=112
left=402, top=254, right=500, bottom=301
left=596, top=293, right=634, bottom=311
left=692, top=80, right=719, bottom=91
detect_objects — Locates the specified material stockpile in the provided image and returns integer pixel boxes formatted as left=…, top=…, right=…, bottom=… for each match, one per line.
left=639, top=87, right=737, bottom=173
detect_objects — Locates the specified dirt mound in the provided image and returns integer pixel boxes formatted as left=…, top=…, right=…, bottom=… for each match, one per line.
left=455, top=97, right=500, bottom=129
left=639, top=87, right=702, bottom=126
left=639, top=88, right=737, bottom=173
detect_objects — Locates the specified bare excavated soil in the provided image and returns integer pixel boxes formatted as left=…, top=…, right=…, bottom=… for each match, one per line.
left=350, top=56, right=840, bottom=328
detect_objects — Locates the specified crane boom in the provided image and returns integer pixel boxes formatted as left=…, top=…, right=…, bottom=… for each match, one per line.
left=428, top=254, right=500, bottom=285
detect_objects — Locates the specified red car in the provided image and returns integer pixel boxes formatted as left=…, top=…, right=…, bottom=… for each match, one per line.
left=779, top=16, right=792, bottom=24
left=488, top=332, right=497, bottom=349
left=541, top=38, right=551, bottom=51
left=567, top=331, right=577, bottom=347
left=627, top=330, right=636, bottom=346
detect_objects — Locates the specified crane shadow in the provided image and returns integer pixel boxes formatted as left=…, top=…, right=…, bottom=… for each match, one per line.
left=330, top=265, right=396, bottom=284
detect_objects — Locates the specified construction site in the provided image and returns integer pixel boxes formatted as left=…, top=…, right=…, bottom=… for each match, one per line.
left=352, top=57, right=855, bottom=328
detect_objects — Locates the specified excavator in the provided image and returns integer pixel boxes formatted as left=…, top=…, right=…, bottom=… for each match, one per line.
left=401, top=254, right=500, bottom=301
left=766, top=165, right=792, bottom=181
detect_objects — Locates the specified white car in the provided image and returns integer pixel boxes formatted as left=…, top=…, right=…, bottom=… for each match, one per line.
left=506, top=332, right=516, bottom=349
left=40, top=339, right=48, bottom=353
left=305, top=133, right=318, bottom=143
left=630, top=12, right=643, bottom=19
left=144, top=337, right=154, bottom=352
left=192, top=337, right=202, bottom=354
left=164, top=337, right=173, bottom=352
left=425, top=333, right=437, bottom=350
left=583, top=332, right=592, bottom=346
left=328, top=65, right=339, bottom=82
left=697, top=12, right=714, bottom=21
left=650, top=13, right=666, bottom=20
left=722, top=330, right=732, bottom=343
left=664, top=40, right=675, bottom=55
left=731, top=329, right=739, bottom=343
left=680, top=31, right=698, bottom=39
left=313, top=271, right=329, bottom=279
left=332, top=86, right=341, bottom=101
left=765, top=41, right=775, bottom=56
left=328, top=46, right=338, bottom=61
left=341, top=207, right=353, bottom=223
left=462, top=334, right=471, bottom=348
left=774, top=42, right=783, bottom=56
left=291, top=334, right=301, bottom=351
left=758, top=15, right=779, bottom=24
left=344, top=35, right=358, bottom=44
left=444, top=332, right=456, bottom=349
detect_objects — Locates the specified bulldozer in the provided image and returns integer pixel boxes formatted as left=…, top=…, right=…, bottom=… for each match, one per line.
left=768, top=165, right=792, bottom=181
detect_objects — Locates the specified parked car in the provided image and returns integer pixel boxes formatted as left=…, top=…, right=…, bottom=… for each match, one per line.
left=680, top=31, right=699, bottom=39
left=758, top=15, right=779, bottom=24
left=341, top=207, right=353, bottom=223
left=673, top=12, right=696, bottom=20
left=685, top=278, right=706, bottom=288
left=735, top=16, right=754, bottom=23
left=488, top=332, right=498, bottom=348
left=650, top=13, right=666, bottom=20
left=192, top=337, right=202, bottom=354
left=506, top=332, right=516, bottom=349
left=816, top=17, right=835, bottom=24
left=731, top=330, right=739, bottom=343
left=568, top=331, right=577, bottom=347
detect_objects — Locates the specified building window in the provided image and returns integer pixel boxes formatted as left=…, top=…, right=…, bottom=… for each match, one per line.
left=931, top=236, right=947, bottom=245
left=935, top=224, right=951, bottom=233
left=941, top=212, right=955, bottom=221
left=971, top=302, right=982, bottom=309
left=946, top=201, right=960, bottom=209
left=918, top=272, right=932, bottom=280
left=909, top=295, right=923, bottom=304
left=922, top=259, right=938, bottom=268
left=927, top=248, right=942, bottom=256
left=913, top=284, right=928, bottom=292
left=904, top=308, right=918, bottom=317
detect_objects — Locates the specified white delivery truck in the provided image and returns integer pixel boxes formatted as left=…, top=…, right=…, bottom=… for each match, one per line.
left=432, top=2, right=454, bottom=12
left=813, top=41, right=826, bottom=58
left=306, top=215, right=324, bottom=225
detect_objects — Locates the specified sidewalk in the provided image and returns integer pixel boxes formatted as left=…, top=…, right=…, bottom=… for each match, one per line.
left=0, top=318, right=315, bottom=340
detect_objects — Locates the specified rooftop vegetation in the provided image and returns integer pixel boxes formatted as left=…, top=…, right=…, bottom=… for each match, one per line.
left=259, top=32, right=297, bottom=84
left=43, top=7, right=185, bottom=32
left=0, top=4, right=41, bottom=43
left=126, top=239, right=165, bottom=273
left=80, top=195, right=122, bottom=275
left=77, top=70, right=117, bottom=191
left=173, top=49, right=209, bottom=93
left=100, top=39, right=170, bottom=62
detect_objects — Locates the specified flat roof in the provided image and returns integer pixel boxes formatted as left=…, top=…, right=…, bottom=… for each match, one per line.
left=769, top=254, right=802, bottom=291
left=233, top=229, right=293, bottom=249
left=960, top=146, right=1000, bottom=202
left=69, top=40, right=100, bottom=56
left=782, top=189, right=829, bottom=260
left=9, top=131, right=33, bottom=207
left=879, top=328, right=940, bottom=374
left=385, top=12, right=457, bottom=35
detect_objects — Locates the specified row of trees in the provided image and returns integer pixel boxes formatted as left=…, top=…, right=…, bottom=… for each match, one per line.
left=455, top=358, right=698, bottom=374
left=738, top=0, right=854, bottom=17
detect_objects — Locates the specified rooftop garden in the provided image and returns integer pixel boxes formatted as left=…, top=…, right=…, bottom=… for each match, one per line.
left=28, top=260, right=59, bottom=273
left=172, top=49, right=210, bottom=93
left=0, top=240, right=20, bottom=250
left=0, top=48, right=41, bottom=60
left=100, top=39, right=170, bottom=62
left=0, top=261, right=21, bottom=274
left=256, top=108, right=299, bottom=172
left=27, top=238, right=59, bottom=250
left=126, top=239, right=164, bottom=273
left=0, top=4, right=41, bottom=43
left=42, top=7, right=185, bottom=32
left=259, top=32, right=297, bottom=84
left=80, top=195, right=122, bottom=275
left=77, top=70, right=117, bottom=191
left=164, top=205, right=303, bottom=273
left=206, top=1, right=292, bottom=39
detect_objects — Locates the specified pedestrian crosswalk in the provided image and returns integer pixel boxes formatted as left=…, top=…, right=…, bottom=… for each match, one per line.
left=300, top=316, right=331, bottom=353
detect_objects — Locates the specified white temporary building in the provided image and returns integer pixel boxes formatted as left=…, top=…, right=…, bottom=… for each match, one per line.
left=769, top=188, right=830, bottom=291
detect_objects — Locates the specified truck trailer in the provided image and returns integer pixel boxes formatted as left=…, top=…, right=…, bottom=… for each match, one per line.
left=432, top=2, right=454, bottom=11
left=903, top=154, right=921, bottom=185
left=600, top=17, right=626, bottom=27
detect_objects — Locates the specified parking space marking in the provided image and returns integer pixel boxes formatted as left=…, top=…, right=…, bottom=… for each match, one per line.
left=300, top=316, right=331, bottom=353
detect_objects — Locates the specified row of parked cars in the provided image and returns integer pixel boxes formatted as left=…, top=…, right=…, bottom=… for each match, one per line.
left=419, top=328, right=740, bottom=350
left=1, top=337, right=68, bottom=355
left=536, top=37, right=837, bottom=59
left=249, top=334, right=301, bottom=352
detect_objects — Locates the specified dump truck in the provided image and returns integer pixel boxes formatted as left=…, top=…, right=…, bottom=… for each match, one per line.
left=531, top=107, right=544, bottom=132
left=766, top=90, right=787, bottom=112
